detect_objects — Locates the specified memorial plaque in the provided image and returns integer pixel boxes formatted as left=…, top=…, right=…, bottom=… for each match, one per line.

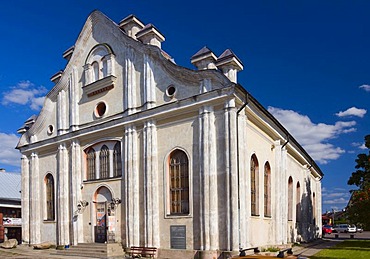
left=170, top=225, right=186, bottom=249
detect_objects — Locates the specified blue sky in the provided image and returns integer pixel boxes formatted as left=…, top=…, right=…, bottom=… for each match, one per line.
left=0, top=1, right=369, bottom=212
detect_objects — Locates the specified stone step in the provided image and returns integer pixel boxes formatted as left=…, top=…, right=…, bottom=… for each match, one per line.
left=53, top=243, right=109, bottom=259
left=54, top=250, right=107, bottom=258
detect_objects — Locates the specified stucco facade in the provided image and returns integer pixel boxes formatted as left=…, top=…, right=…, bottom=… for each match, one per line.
left=17, top=11, right=323, bottom=258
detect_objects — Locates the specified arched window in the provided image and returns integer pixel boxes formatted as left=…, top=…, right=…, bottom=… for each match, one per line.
left=251, top=154, right=259, bottom=216
left=113, top=142, right=122, bottom=177
left=288, top=176, right=293, bottom=221
left=87, top=148, right=96, bottom=180
left=169, top=150, right=189, bottom=215
left=296, top=182, right=301, bottom=222
left=45, top=174, right=55, bottom=221
left=100, top=145, right=110, bottom=179
left=264, top=162, right=271, bottom=217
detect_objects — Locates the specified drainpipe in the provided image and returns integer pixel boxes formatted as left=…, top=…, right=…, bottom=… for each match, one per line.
left=236, top=93, right=248, bottom=251
left=281, top=135, right=289, bottom=150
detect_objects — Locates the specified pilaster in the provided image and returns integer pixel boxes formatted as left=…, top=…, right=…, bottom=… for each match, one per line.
left=124, top=48, right=137, bottom=114
left=224, top=100, right=240, bottom=251
left=57, top=143, right=70, bottom=246
left=30, top=152, right=41, bottom=244
left=236, top=101, right=248, bottom=250
left=143, top=120, right=159, bottom=247
left=143, top=54, right=156, bottom=109
left=124, top=125, right=139, bottom=246
left=57, top=90, right=68, bottom=135
left=71, top=140, right=82, bottom=244
left=21, top=155, right=30, bottom=244
left=199, top=106, right=219, bottom=250
left=69, top=68, right=79, bottom=131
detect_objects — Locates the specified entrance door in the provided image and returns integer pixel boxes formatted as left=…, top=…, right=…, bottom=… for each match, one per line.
left=95, top=202, right=107, bottom=243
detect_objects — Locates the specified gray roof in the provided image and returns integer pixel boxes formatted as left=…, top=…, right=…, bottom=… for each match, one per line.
left=0, top=172, right=21, bottom=200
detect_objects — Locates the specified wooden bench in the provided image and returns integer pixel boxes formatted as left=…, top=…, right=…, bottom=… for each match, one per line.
left=127, top=246, right=157, bottom=258
left=239, top=247, right=260, bottom=256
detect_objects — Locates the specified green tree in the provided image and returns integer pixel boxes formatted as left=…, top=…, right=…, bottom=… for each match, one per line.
left=347, top=135, right=370, bottom=229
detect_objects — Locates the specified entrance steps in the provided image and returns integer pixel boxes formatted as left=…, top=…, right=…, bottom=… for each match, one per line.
left=52, top=243, right=124, bottom=258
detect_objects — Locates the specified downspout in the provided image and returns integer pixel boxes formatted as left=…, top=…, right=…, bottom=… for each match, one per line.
left=236, top=93, right=248, bottom=250
left=281, top=135, right=289, bottom=150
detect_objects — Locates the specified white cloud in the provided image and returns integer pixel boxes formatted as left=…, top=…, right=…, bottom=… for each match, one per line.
left=352, top=142, right=367, bottom=150
left=1, top=81, right=47, bottom=111
left=359, top=84, right=370, bottom=92
left=268, top=107, right=356, bottom=164
left=359, top=143, right=367, bottom=150
left=323, top=197, right=348, bottom=205
left=322, top=187, right=351, bottom=208
left=0, top=133, right=21, bottom=167
left=336, top=107, right=367, bottom=118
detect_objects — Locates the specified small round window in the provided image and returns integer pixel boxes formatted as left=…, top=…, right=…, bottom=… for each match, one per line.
left=166, top=85, right=176, bottom=97
left=95, top=102, right=107, bottom=117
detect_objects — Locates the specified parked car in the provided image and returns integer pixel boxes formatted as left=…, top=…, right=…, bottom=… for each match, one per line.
left=348, top=225, right=357, bottom=233
left=333, top=224, right=350, bottom=233
left=357, top=225, right=364, bottom=233
left=322, top=225, right=333, bottom=234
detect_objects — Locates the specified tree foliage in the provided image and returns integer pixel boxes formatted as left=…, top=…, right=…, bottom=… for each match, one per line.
left=347, top=135, right=370, bottom=228
left=347, top=135, right=370, bottom=188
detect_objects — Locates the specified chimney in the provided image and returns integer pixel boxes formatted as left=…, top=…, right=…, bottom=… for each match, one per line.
left=136, top=23, right=165, bottom=48
left=191, top=46, right=217, bottom=70
left=119, top=15, right=145, bottom=40
left=216, top=49, right=243, bottom=83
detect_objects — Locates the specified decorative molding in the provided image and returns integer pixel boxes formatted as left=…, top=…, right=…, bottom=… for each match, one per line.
left=83, top=75, right=116, bottom=97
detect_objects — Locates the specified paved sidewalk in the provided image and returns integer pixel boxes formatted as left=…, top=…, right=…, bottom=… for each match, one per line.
left=0, top=244, right=78, bottom=259
left=0, top=238, right=342, bottom=259
left=292, top=238, right=343, bottom=257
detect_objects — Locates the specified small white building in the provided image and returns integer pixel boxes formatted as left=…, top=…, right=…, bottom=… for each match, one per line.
left=17, top=10, right=323, bottom=258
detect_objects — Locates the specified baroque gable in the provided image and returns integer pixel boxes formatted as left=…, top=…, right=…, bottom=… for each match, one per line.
left=17, top=10, right=232, bottom=149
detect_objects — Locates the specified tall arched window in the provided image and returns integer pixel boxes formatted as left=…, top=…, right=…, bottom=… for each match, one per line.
left=87, top=148, right=96, bottom=180
left=296, top=182, right=301, bottom=222
left=169, top=150, right=189, bottom=215
left=100, top=145, right=110, bottom=179
left=251, top=154, right=259, bottom=216
left=45, top=174, right=55, bottom=221
left=288, top=176, right=293, bottom=221
left=113, top=142, right=122, bottom=177
left=264, top=162, right=271, bottom=217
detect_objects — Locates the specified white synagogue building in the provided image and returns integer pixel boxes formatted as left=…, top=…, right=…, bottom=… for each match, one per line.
left=17, top=10, right=323, bottom=259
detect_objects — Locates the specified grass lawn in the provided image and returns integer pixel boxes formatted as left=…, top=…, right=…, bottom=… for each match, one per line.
left=310, top=240, right=370, bottom=259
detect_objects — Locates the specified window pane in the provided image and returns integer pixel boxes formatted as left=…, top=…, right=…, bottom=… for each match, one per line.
left=169, top=150, right=189, bottom=215
left=113, top=142, right=122, bottom=177
left=100, top=145, right=110, bottom=179
left=45, top=174, right=55, bottom=220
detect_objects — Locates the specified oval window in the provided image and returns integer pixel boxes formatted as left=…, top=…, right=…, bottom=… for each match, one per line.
left=166, top=85, right=176, bottom=97
left=95, top=102, right=107, bottom=117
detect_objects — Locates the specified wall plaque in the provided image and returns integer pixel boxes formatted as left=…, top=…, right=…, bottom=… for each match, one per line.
left=170, top=225, right=186, bottom=249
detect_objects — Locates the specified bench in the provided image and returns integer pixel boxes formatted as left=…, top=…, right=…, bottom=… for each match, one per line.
left=239, top=247, right=260, bottom=256
left=277, top=248, right=293, bottom=258
left=127, top=246, right=157, bottom=258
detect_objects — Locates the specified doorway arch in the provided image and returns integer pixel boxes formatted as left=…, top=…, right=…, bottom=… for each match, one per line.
left=94, top=186, right=112, bottom=243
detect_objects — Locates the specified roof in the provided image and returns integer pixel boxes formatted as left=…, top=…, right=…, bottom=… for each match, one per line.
left=0, top=172, right=21, bottom=200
